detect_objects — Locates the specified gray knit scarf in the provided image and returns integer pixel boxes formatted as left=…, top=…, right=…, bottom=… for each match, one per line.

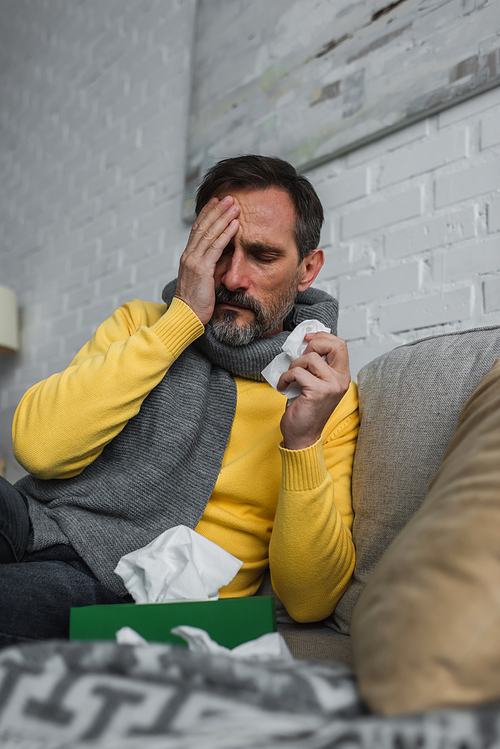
left=17, top=282, right=338, bottom=595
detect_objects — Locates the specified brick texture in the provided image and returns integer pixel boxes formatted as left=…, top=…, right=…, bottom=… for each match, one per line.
left=443, top=235, right=500, bottom=283
left=483, top=277, right=500, bottom=314
left=338, top=308, right=368, bottom=341
left=0, top=0, right=196, bottom=421
left=1, top=0, right=500, bottom=443
left=341, top=188, right=422, bottom=240
left=378, top=287, right=473, bottom=334
left=435, top=158, right=500, bottom=208
left=312, top=91, right=500, bottom=376
left=339, top=263, right=420, bottom=306
left=378, top=129, right=467, bottom=188
left=385, top=208, right=476, bottom=259
left=488, top=196, right=500, bottom=234
left=481, top=112, right=500, bottom=150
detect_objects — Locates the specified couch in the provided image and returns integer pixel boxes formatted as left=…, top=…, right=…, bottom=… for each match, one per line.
left=260, top=323, right=500, bottom=667
left=1, top=324, right=500, bottom=747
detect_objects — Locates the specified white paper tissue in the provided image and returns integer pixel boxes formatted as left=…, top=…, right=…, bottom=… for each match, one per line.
left=116, top=626, right=149, bottom=646
left=171, top=625, right=293, bottom=662
left=116, top=624, right=293, bottom=662
left=261, top=319, right=331, bottom=400
left=114, top=525, right=243, bottom=603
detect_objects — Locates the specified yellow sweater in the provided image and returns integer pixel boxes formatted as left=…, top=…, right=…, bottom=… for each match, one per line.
left=13, top=297, right=359, bottom=622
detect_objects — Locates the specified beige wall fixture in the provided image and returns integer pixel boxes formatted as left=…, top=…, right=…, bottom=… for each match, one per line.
left=0, top=285, right=20, bottom=354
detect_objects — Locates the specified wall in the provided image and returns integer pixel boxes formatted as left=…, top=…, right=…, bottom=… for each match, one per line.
left=310, top=86, right=500, bottom=377
left=0, top=0, right=196, bottom=410
left=1, top=0, right=500, bottom=479
left=186, top=0, right=500, bottom=211
left=0, top=0, right=196, bottom=479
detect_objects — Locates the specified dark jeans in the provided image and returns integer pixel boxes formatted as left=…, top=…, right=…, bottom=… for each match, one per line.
left=0, top=475, right=130, bottom=648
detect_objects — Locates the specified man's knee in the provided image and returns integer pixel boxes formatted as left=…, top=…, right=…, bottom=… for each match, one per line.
left=0, top=556, right=126, bottom=648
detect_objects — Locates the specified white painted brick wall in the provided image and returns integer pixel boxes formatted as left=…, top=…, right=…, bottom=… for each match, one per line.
left=341, top=187, right=423, bottom=240
left=483, top=277, right=500, bottom=314
left=488, top=195, right=500, bottom=234
left=1, top=0, right=500, bottom=480
left=316, top=169, right=369, bottom=209
left=339, top=262, right=420, bottom=307
left=444, top=235, right=500, bottom=282
left=338, top=308, right=368, bottom=342
left=385, top=207, right=476, bottom=259
left=435, top=157, right=500, bottom=208
left=378, top=287, right=473, bottom=334
left=0, top=0, right=197, bottom=445
left=481, top=111, right=500, bottom=150
left=377, top=129, right=467, bottom=188
left=310, top=85, right=500, bottom=380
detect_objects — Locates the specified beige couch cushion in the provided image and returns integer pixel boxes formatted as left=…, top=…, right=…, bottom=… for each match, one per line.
left=351, top=359, right=500, bottom=715
left=329, top=325, right=500, bottom=635
left=256, top=570, right=353, bottom=663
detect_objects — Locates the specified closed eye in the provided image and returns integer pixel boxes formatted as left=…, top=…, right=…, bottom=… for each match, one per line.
left=242, top=239, right=287, bottom=263
left=254, top=254, right=277, bottom=263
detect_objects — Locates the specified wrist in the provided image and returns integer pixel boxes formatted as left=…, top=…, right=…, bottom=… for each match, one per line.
left=282, top=433, right=321, bottom=451
left=279, top=438, right=327, bottom=491
left=152, top=297, right=204, bottom=355
left=173, top=293, right=208, bottom=326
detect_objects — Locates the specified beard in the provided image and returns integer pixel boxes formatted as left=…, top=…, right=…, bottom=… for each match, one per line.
left=207, top=283, right=299, bottom=347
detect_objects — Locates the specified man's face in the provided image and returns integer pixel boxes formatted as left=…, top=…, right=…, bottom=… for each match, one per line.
left=208, top=187, right=306, bottom=346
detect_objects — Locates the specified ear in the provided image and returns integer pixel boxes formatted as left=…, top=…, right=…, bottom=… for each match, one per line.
left=297, top=249, right=324, bottom=292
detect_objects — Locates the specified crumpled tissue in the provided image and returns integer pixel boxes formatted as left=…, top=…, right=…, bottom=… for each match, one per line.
left=261, top=319, right=331, bottom=400
left=172, top=625, right=293, bottom=662
left=114, top=525, right=243, bottom=604
left=116, top=624, right=293, bottom=662
left=116, top=626, right=149, bottom=646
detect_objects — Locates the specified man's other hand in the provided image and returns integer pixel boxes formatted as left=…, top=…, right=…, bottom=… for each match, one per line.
left=277, top=332, right=351, bottom=451
left=174, top=196, right=240, bottom=324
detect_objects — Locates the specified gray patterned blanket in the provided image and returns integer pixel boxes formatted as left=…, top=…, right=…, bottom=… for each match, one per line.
left=0, top=640, right=498, bottom=748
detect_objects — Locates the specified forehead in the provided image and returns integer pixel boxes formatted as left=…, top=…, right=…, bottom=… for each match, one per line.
left=220, top=187, right=298, bottom=252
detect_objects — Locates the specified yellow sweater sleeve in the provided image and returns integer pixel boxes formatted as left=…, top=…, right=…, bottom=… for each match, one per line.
left=13, top=297, right=204, bottom=479
left=269, top=380, right=359, bottom=622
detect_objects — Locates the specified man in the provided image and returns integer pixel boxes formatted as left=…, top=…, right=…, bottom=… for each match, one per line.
left=0, top=155, right=358, bottom=646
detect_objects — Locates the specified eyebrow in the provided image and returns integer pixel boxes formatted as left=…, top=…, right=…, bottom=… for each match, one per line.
left=240, top=238, right=287, bottom=256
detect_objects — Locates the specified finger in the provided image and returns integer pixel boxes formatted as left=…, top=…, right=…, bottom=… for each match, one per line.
left=301, top=333, right=338, bottom=360
left=302, top=337, right=349, bottom=369
left=189, top=197, right=219, bottom=238
left=277, top=366, right=320, bottom=393
left=191, top=196, right=238, bottom=240
left=189, top=204, right=240, bottom=257
left=287, top=352, right=334, bottom=380
left=194, top=196, right=219, bottom=225
left=302, top=332, right=341, bottom=349
left=198, top=202, right=239, bottom=246
left=194, top=195, right=233, bottom=225
left=204, top=217, right=239, bottom=258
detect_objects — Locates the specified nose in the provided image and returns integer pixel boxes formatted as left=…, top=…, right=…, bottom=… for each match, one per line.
left=219, top=247, right=250, bottom=292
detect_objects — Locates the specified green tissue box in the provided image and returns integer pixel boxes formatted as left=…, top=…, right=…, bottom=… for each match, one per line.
left=70, top=596, right=277, bottom=649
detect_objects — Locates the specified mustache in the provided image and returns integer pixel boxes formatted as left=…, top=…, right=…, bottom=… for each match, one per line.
left=214, top=286, right=265, bottom=321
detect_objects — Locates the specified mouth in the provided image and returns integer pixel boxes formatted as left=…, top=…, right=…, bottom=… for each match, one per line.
left=214, top=286, right=261, bottom=320
left=217, top=301, right=251, bottom=313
